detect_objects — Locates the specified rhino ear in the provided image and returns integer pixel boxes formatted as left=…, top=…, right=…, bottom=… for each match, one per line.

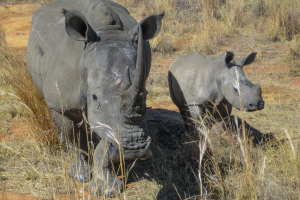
left=62, top=8, right=98, bottom=42
left=225, top=51, right=234, bottom=66
left=128, top=12, right=164, bottom=42
left=236, top=52, right=257, bottom=67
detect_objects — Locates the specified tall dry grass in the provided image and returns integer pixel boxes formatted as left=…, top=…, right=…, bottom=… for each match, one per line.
left=190, top=70, right=300, bottom=199
left=0, top=25, right=57, bottom=146
left=116, top=0, right=300, bottom=55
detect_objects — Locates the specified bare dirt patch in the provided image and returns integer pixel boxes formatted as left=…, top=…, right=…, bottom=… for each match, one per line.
left=0, top=4, right=41, bottom=49
left=0, top=193, right=38, bottom=200
left=0, top=121, right=30, bottom=142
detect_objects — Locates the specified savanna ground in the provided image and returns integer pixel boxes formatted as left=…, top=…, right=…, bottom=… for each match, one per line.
left=0, top=0, right=300, bottom=199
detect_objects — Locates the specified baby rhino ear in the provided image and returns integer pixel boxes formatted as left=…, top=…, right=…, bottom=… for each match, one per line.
left=236, top=52, right=257, bottom=67
left=62, top=8, right=98, bottom=42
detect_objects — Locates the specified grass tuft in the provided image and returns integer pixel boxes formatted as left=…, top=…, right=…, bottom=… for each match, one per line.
left=0, top=25, right=58, bottom=146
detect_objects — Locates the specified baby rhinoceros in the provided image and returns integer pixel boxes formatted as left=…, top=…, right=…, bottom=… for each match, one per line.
left=168, top=51, right=264, bottom=129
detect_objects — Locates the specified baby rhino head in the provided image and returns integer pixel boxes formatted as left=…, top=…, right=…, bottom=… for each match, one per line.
left=220, top=51, right=264, bottom=112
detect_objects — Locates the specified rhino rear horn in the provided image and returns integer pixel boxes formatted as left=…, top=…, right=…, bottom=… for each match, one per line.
left=236, top=52, right=257, bottom=67
left=63, top=8, right=98, bottom=42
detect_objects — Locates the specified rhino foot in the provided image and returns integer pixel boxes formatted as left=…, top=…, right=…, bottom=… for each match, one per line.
left=89, top=172, right=123, bottom=197
left=104, top=189, right=121, bottom=198
left=68, top=154, right=92, bottom=183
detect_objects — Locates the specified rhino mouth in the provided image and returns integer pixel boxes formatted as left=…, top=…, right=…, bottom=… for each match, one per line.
left=91, top=121, right=151, bottom=160
left=246, top=100, right=264, bottom=112
left=117, top=125, right=151, bottom=160
left=120, top=128, right=151, bottom=150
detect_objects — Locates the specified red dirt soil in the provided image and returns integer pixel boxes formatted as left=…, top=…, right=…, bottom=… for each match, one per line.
left=0, top=121, right=31, bottom=142
left=0, top=193, right=37, bottom=200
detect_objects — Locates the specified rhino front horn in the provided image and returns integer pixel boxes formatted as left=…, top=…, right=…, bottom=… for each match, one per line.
left=130, top=24, right=146, bottom=98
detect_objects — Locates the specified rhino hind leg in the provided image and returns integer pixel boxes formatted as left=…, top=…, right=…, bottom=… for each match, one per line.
left=90, top=140, right=123, bottom=196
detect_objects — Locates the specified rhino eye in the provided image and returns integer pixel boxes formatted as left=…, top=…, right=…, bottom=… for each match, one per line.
left=234, top=87, right=238, bottom=92
left=92, top=94, right=100, bottom=109
left=92, top=94, right=97, bottom=101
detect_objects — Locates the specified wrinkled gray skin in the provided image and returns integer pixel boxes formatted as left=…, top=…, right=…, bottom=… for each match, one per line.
left=27, top=0, right=163, bottom=196
left=168, top=51, right=264, bottom=130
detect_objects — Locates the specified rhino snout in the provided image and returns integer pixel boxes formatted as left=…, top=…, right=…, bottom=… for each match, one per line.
left=247, top=99, right=264, bottom=111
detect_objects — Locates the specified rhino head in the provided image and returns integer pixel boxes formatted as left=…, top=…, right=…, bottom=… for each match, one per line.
left=220, top=52, right=264, bottom=112
left=63, top=9, right=163, bottom=159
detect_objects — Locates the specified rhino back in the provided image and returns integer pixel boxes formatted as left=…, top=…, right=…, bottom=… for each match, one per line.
left=27, top=0, right=138, bottom=111
left=169, top=51, right=220, bottom=106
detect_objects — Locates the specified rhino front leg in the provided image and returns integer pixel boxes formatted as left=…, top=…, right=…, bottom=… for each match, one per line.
left=90, top=139, right=123, bottom=196
left=50, top=109, right=92, bottom=182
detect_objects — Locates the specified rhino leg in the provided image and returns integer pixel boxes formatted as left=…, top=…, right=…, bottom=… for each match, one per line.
left=68, top=149, right=92, bottom=182
left=90, top=139, right=123, bottom=196
left=50, top=109, right=92, bottom=182
left=180, top=108, right=193, bottom=131
left=179, top=105, right=201, bottom=134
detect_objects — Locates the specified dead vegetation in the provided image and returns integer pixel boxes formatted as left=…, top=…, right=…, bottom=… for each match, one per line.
left=0, top=25, right=57, bottom=146
left=0, top=0, right=300, bottom=199
left=117, top=0, right=300, bottom=56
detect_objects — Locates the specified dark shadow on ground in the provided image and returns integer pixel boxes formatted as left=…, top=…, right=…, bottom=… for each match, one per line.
left=213, top=115, right=277, bottom=146
left=126, top=108, right=201, bottom=200
left=125, top=109, right=277, bottom=200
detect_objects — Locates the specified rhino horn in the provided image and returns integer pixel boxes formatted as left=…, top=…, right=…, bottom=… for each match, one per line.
left=130, top=24, right=146, bottom=99
left=120, top=24, right=146, bottom=121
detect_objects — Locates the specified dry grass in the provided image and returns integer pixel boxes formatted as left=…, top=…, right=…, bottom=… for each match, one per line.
left=0, top=25, right=57, bottom=146
left=116, top=0, right=300, bottom=56
left=0, top=0, right=300, bottom=199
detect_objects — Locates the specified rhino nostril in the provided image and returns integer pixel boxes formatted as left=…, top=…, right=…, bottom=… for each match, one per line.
left=248, top=104, right=254, bottom=107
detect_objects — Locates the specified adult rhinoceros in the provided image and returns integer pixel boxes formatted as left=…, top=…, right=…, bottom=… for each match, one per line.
left=168, top=51, right=264, bottom=130
left=27, top=0, right=163, bottom=196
